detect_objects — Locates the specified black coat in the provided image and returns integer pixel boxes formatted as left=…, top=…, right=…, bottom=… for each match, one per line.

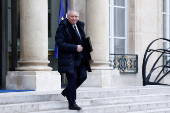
left=55, top=19, right=92, bottom=74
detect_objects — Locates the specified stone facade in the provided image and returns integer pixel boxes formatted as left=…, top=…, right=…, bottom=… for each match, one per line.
left=128, top=0, right=163, bottom=85
left=6, top=0, right=164, bottom=90
left=73, top=0, right=164, bottom=86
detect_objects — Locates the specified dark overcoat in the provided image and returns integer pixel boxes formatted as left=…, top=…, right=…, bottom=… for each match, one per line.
left=55, top=19, right=92, bottom=74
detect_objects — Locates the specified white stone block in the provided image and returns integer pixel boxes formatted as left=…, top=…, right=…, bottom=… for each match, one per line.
left=6, top=71, right=61, bottom=91
left=81, top=70, right=120, bottom=87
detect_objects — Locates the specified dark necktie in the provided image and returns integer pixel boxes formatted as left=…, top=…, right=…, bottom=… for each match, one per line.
left=74, top=26, right=83, bottom=57
left=74, top=25, right=81, bottom=39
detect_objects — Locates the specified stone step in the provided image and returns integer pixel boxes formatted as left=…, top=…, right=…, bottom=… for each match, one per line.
left=0, top=86, right=170, bottom=105
left=0, top=93, right=170, bottom=113
left=29, top=100, right=170, bottom=113
left=127, top=108, right=170, bottom=113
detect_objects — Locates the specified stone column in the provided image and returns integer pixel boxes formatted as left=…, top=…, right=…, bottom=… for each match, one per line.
left=16, top=0, right=51, bottom=71
left=82, top=0, right=120, bottom=87
left=6, top=0, right=61, bottom=91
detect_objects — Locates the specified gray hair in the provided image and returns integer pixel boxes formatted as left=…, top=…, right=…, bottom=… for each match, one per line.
left=67, top=9, right=79, bottom=17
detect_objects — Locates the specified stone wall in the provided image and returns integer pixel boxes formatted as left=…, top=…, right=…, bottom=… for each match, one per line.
left=127, top=0, right=163, bottom=86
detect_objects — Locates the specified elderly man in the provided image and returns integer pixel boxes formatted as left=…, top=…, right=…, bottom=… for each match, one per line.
left=55, top=9, right=92, bottom=110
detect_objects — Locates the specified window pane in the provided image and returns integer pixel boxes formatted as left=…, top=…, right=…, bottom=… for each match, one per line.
left=114, top=39, right=125, bottom=54
left=163, top=14, right=166, bottom=38
left=114, top=0, right=125, bottom=7
left=114, top=8, right=125, bottom=37
left=163, top=0, right=166, bottom=12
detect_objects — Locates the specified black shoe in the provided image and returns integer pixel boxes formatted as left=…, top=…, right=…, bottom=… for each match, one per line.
left=69, top=103, right=82, bottom=110
left=61, top=90, right=66, bottom=97
left=61, top=90, right=68, bottom=100
left=61, top=90, right=68, bottom=99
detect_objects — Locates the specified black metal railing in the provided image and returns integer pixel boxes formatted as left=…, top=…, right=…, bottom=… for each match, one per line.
left=110, top=54, right=138, bottom=73
left=163, top=55, right=170, bottom=73
left=142, top=38, right=170, bottom=86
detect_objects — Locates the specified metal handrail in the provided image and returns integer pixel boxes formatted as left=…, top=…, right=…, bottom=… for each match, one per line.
left=142, top=38, right=170, bottom=86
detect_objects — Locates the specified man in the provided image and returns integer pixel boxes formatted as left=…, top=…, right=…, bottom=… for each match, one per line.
left=55, top=9, right=92, bottom=110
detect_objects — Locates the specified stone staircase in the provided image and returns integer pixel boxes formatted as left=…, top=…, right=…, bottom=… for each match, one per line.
left=1, top=86, right=170, bottom=113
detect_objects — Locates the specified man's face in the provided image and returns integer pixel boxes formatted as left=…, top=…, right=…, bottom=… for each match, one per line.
left=67, top=11, right=79, bottom=25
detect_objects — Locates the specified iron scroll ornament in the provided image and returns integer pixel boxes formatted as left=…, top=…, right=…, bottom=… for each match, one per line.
left=142, top=38, right=170, bottom=86
left=110, top=54, right=138, bottom=73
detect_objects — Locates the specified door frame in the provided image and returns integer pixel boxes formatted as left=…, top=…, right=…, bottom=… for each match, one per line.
left=0, top=0, right=8, bottom=89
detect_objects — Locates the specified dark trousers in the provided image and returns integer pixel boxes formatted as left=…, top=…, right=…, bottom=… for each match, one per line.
left=63, top=61, right=87, bottom=105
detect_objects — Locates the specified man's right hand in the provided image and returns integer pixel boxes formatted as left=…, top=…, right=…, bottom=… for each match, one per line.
left=77, top=45, right=83, bottom=52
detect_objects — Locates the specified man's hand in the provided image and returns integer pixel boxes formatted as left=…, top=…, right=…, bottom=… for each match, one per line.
left=77, top=45, right=83, bottom=52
